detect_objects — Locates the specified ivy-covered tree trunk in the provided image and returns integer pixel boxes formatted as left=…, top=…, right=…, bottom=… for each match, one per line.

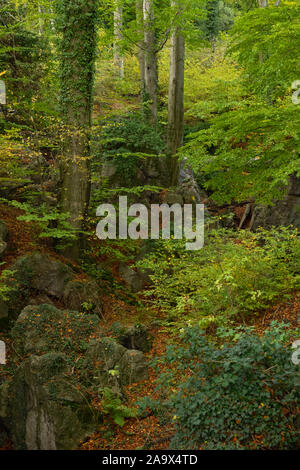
left=143, top=0, right=157, bottom=123
left=167, top=0, right=185, bottom=185
left=56, top=0, right=98, bottom=259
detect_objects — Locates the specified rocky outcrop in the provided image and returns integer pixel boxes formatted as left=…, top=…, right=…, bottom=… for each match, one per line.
left=63, top=279, right=103, bottom=317
left=8, top=353, right=96, bottom=450
left=82, top=337, right=148, bottom=394
left=11, top=304, right=102, bottom=357
left=11, top=252, right=74, bottom=298
left=115, top=323, right=153, bottom=353
left=118, top=349, right=149, bottom=386
left=1, top=303, right=149, bottom=449
left=0, top=219, right=8, bottom=259
left=119, top=263, right=145, bottom=293
left=250, top=175, right=300, bottom=230
left=2, top=252, right=103, bottom=325
left=0, top=298, right=9, bottom=324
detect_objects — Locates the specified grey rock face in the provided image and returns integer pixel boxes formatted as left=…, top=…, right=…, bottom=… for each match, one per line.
left=0, top=220, right=8, bottom=242
left=63, top=279, right=103, bottom=317
left=8, top=353, right=95, bottom=450
left=11, top=304, right=101, bottom=357
left=0, top=240, right=7, bottom=258
left=82, top=337, right=148, bottom=394
left=250, top=175, right=300, bottom=230
left=116, top=324, right=153, bottom=353
left=119, top=263, right=144, bottom=293
left=119, top=349, right=149, bottom=386
left=0, top=298, right=9, bottom=322
left=0, top=220, right=8, bottom=259
left=11, top=252, right=74, bottom=298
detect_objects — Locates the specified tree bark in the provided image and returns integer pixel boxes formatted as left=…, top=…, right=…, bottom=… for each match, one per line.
left=258, top=0, right=268, bottom=64
left=57, top=0, right=98, bottom=260
left=143, top=0, right=157, bottom=123
left=167, top=0, right=185, bottom=186
left=136, top=0, right=145, bottom=87
left=114, top=1, right=124, bottom=79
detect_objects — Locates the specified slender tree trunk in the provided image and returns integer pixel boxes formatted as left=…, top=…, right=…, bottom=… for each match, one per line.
left=143, top=0, right=157, bottom=123
left=258, top=0, right=268, bottom=64
left=167, top=1, right=185, bottom=186
left=57, top=0, right=98, bottom=260
left=114, top=1, right=124, bottom=79
left=258, top=0, right=268, bottom=7
left=136, top=0, right=145, bottom=87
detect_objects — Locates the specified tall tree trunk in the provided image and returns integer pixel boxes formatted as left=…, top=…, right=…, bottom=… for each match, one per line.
left=114, top=1, right=124, bottom=79
left=167, top=0, right=185, bottom=186
left=57, top=0, right=98, bottom=260
left=136, top=0, right=145, bottom=87
left=258, top=0, right=268, bottom=64
left=258, top=0, right=268, bottom=6
left=143, top=0, right=157, bottom=123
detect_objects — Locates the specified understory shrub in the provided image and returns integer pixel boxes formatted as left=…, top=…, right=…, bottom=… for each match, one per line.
left=140, top=323, right=300, bottom=450
left=137, top=226, right=300, bottom=327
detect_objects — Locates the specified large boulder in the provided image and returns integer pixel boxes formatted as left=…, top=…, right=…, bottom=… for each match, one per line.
left=119, top=262, right=151, bottom=293
left=62, top=279, right=103, bottom=317
left=8, top=353, right=97, bottom=450
left=11, top=304, right=102, bottom=357
left=0, top=220, right=9, bottom=242
left=0, top=219, right=8, bottom=259
left=115, top=323, right=153, bottom=353
left=0, top=240, right=7, bottom=258
left=81, top=337, right=148, bottom=394
left=0, top=298, right=9, bottom=324
left=119, top=349, right=149, bottom=386
left=250, top=175, right=300, bottom=230
left=11, top=252, right=74, bottom=298
left=119, top=263, right=144, bottom=293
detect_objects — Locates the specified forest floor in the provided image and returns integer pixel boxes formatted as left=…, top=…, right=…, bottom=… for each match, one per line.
left=78, top=291, right=300, bottom=451
left=0, top=203, right=299, bottom=451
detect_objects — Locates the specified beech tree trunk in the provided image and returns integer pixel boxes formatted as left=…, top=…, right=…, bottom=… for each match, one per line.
left=58, top=0, right=98, bottom=259
left=167, top=0, right=185, bottom=186
left=258, top=0, right=268, bottom=63
left=114, top=1, right=124, bottom=79
left=136, top=0, right=145, bottom=87
left=143, top=0, right=157, bottom=123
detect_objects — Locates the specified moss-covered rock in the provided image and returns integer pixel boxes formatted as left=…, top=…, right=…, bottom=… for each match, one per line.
left=115, top=323, right=153, bottom=353
left=8, top=353, right=99, bottom=450
left=62, top=279, right=103, bottom=317
left=119, top=349, right=148, bottom=386
left=11, top=252, right=74, bottom=298
left=0, top=298, right=9, bottom=325
left=81, top=337, right=126, bottom=394
left=0, top=240, right=7, bottom=259
left=11, top=304, right=102, bottom=358
left=81, top=337, right=148, bottom=393
left=0, top=220, right=8, bottom=242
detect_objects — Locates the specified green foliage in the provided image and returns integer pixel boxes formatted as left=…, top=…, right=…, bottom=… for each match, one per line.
left=137, top=226, right=300, bottom=327
left=0, top=0, right=47, bottom=108
left=0, top=268, right=16, bottom=301
left=183, top=43, right=244, bottom=118
left=7, top=199, right=78, bottom=242
left=229, top=2, right=300, bottom=102
left=92, top=111, right=165, bottom=187
left=181, top=100, right=300, bottom=204
left=181, top=2, right=300, bottom=204
left=140, top=322, right=300, bottom=449
left=54, top=0, right=99, bottom=121
left=100, top=387, right=137, bottom=427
